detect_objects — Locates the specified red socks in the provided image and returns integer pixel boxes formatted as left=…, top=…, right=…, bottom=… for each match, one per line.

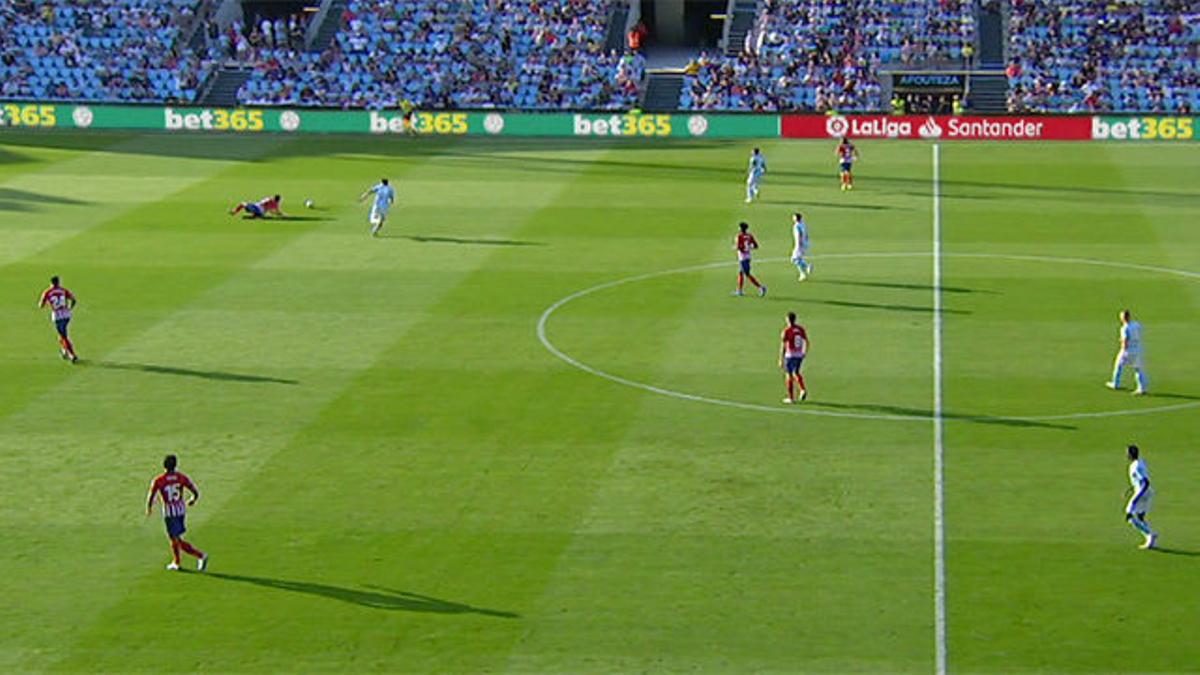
left=170, top=541, right=182, bottom=565
left=178, top=540, right=204, bottom=559
left=796, top=374, right=806, bottom=392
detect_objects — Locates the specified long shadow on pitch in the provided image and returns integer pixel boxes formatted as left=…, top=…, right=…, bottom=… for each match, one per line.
left=760, top=199, right=901, bottom=212
left=1151, top=547, right=1200, bottom=558
left=202, top=572, right=519, bottom=617
left=770, top=295, right=972, bottom=315
left=820, top=279, right=993, bottom=295
left=1146, top=392, right=1200, bottom=401
left=91, top=361, right=298, bottom=385
left=386, top=234, right=545, bottom=246
left=0, top=187, right=89, bottom=212
left=807, top=400, right=1075, bottom=430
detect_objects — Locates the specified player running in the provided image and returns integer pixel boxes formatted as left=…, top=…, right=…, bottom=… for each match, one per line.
left=745, top=147, right=767, bottom=203
left=230, top=194, right=285, bottom=219
left=1124, top=444, right=1157, bottom=550
left=359, top=178, right=396, bottom=237
left=837, top=137, right=858, bottom=191
left=779, top=312, right=809, bottom=403
left=146, top=454, right=208, bottom=571
left=791, top=212, right=812, bottom=281
left=1106, top=309, right=1148, bottom=395
left=732, top=222, right=767, bottom=297
left=38, top=275, right=78, bottom=363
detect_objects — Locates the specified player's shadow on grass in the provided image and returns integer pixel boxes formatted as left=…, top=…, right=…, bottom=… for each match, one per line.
left=1152, top=547, right=1200, bottom=557
left=91, top=361, right=298, bottom=385
left=387, top=234, right=545, bottom=247
left=771, top=296, right=972, bottom=315
left=807, top=400, right=1075, bottom=430
left=0, top=187, right=88, bottom=212
left=239, top=215, right=332, bottom=222
left=760, top=199, right=900, bottom=212
left=203, top=572, right=518, bottom=617
left=1146, top=392, right=1200, bottom=401
left=821, top=279, right=994, bottom=295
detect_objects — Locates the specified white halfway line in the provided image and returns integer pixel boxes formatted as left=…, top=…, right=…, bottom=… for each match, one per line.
left=931, top=143, right=948, bottom=675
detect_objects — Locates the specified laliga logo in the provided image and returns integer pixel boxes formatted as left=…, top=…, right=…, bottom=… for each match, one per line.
left=484, top=113, right=505, bottom=135
left=72, top=106, right=94, bottom=128
left=687, top=115, right=708, bottom=137
left=279, top=110, right=301, bottom=132
left=918, top=116, right=944, bottom=139
left=825, top=115, right=850, bottom=137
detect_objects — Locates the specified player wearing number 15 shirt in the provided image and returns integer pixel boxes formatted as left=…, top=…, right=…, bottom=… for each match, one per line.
left=779, top=312, right=809, bottom=404
left=38, top=275, right=78, bottom=363
left=146, top=454, right=208, bottom=572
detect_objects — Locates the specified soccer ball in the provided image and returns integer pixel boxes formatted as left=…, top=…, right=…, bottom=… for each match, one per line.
left=304, top=199, right=314, bottom=209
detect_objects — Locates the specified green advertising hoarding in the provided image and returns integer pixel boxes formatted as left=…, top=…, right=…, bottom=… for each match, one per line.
left=0, top=102, right=778, bottom=139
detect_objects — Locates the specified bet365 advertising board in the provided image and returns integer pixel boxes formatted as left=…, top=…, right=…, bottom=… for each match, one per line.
left=0, top=102, right=775, bottom=138
left=1, top=102, right=1194, bottom=141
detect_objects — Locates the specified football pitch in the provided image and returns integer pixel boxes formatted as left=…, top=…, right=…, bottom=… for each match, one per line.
left=1, top=131, right=1198, bottom=672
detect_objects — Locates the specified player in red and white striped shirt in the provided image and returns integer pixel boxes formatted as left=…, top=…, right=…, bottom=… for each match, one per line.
left=146, top=454, right=208, bottom=571
left=37, top=276, right=78, bottom=362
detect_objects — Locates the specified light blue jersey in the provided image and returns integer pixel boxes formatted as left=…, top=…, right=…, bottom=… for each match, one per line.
left=371, top=183, right=395, bottom=212
left=748, top=152, right=767, bottom=178
left=792, top=220, right=808, bottom=256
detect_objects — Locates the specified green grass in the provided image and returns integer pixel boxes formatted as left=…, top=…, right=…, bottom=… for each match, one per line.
left=1, top=131, right=1198, bottom=672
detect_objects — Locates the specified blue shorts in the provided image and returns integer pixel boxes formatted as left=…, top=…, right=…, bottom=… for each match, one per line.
left=785, top=356, right=804, bottom=374
left=164, top=515, right=186, bottom=539
left=245, top=203, right=264, bottom=217
left=54, top=317, right=70, bottom=338
left=739, top=259, right=751, bottom=274
left=840, top=161, right=852, bottom=173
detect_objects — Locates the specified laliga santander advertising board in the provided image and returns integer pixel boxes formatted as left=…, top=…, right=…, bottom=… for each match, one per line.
left=783, top=114, right=1093, bottom=141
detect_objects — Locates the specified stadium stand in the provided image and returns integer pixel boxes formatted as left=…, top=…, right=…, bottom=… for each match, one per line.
left=679, top=0, right=976, bottom=112
left=1007, top=0, right=1199, bottom=113
left=0, top=0, right=210, bottom=102
left=237, top=0, right=644, bottom=110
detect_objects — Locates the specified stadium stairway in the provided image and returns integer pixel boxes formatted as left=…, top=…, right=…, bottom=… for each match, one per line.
left=198, top=68, right=252, bottom=106
left=722, top=0, right=759, bottom=56
left=969, top=74, right=1009, bottom=113
left=641, top=72, right=684, bottom=111
left=308, top=0, right=347, bottom=53
left=604, top=1, right=630, bottom=53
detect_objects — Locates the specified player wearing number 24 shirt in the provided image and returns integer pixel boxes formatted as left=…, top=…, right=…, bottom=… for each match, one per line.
left=38, top=275, right=78, bottom=363
left=146, top=454, right=208, bottom=572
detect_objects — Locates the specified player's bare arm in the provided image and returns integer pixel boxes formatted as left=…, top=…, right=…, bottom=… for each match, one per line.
left=186, top=481, right=200, bottom=506
left=145, top=483, right=158, bottom=516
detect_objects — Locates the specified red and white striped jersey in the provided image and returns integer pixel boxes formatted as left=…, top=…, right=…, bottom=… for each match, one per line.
left=150, top=471, right=196, bottom=518
left=39, top=286, right=75, bottom=321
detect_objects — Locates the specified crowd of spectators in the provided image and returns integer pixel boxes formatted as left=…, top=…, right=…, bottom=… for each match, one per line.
left=0, top=0, right=210, bottom=102
left=681, top=0, right=974, bottom=112
left=1008, top=0, right=1199, bottom=113
left=200, top=11, right=312, bottom=65
left=238, top=0, right=643, bottom=110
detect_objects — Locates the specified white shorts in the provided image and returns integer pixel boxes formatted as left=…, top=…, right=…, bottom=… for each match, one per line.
left=792, top=250, right=807, bottom=262
left=1116, top=350, right=1144, bottom=369
left=1127, top=488, right=1154, bottom=516
left=747, top=173, right=762, bottom=186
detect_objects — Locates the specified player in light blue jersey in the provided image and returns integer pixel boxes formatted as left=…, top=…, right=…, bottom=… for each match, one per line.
left=1124, top=445, right=1157, bottom=550
left=790, top=212, right=812, bottom=281
left=745, top=147, right=767, bottom=203
left=358, top=178, right=396, bottom=237
left=1106, top=309, right=1147, bottom=395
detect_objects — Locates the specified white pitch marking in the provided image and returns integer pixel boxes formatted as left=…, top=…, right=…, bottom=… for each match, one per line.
left=932, top=143, right=948, bottom=675
left=536, top=252, right=1200, bottom=423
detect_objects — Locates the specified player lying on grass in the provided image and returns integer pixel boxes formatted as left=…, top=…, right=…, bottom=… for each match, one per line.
left=146, top=454, right=208, bottom=571
left=1124, top=444, right=1158, bottom=550
left=779, top=312, right=809, bottom=404
left=230, top=194, right=285, bottom=219
left=37, top=275, right=78, bottom=363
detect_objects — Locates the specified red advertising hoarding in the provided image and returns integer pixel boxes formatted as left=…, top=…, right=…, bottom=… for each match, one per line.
left=783, top=115, right=1093, bottom=141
